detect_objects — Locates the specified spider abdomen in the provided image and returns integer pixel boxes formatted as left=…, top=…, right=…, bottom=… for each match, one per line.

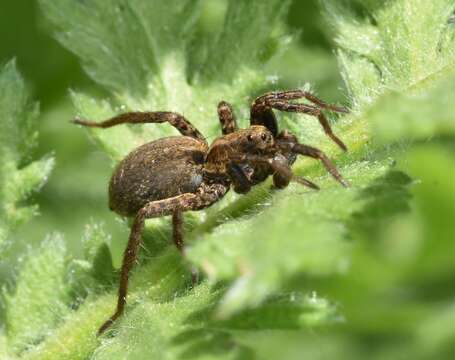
left=108, top=136, right=208, bottom=216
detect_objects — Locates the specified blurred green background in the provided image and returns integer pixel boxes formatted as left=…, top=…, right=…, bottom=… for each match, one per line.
left=0, top=0, right=343, bottom=266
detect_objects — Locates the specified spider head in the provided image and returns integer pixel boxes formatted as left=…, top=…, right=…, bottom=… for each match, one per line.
left=241, top=125, right=274, bottom=152
left=204, top=126, right=274, bottom=174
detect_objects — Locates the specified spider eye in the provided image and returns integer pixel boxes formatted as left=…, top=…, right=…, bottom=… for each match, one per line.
left=247, top=134, right=253, bottom=141
left=261, top=133, right=267, bottom=141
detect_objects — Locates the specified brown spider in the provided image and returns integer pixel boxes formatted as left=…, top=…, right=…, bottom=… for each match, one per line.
left=73, top=89, right=349, bottom=335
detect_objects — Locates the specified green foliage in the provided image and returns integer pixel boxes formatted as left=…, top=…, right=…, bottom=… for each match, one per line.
left=367, top=75, right=455, bottom=143
left=2, top=223, right=117, bottom=359
left=3, top=234, right=68, bottom=354
left=326, top=0, right=455, bottom=108
left=2, top=0, right=455, bottom=359
left=0, top=61, right=54, bottom=251
left=68, top=222, right=116, bottom=299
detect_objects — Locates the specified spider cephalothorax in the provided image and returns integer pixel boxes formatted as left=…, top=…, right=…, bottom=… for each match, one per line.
left=74, top=89, right=349, bottom=335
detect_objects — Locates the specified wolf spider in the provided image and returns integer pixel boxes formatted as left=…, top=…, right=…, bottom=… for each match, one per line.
left=74, top=89, right=349, bottom=335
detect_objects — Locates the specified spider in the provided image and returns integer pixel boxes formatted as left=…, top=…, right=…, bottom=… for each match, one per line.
left=73, top=89, right=349, bottom=335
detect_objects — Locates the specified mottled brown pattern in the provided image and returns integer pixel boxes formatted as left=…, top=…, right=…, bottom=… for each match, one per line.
left=73, top=90, right=349, bottom=335
left=217, top=101, right=237, bottom=135
left=109, top=136, right=208, bottom=216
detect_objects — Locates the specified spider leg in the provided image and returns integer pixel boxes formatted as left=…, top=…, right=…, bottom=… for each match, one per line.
left=230, top=154, right=294, bottom=189
left=251, top=90, right=348, bottom=151
left=269, top=102, right=347, bottom=151
left=172, top=211, right=199, bottom=286
left=250, top=101, right=279, bottom=137
left=254, top=90, right=349, bottom=113
left=227, top=163, right=253, bottom=194
left=292, top=176, right=320, bottom=190
left=73, top=111, right=206, bottom=143
left=229, top=153, right=324, bottom=191
left=97, top=183, right=228, bottom=336
left=293, top=143, right=349, bottom=187
left=217, top=101, right=238, bottom=135
left=230, top=153, right=319, bottom=191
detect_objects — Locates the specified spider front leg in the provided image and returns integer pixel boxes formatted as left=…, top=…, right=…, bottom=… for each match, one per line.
left=251, top=90, right=348, bottom=151
left=217, top=101, right=237, bottom=135
left=97, top=183, right=228, bottom=336
left=227, top=163, right=256, bottom=194
left=229, top=153, right=319, bottom=191
left=267, top=153, right=320, bottom=190
left=293, top=143, right=349, bottom=187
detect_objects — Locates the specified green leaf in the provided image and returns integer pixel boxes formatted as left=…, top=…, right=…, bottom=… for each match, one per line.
left=368, top=72, right=455, bottom=143
left=68, top=222, right=116, bottom=299
left=201, top=0, right=292, bottom=80
left=0, top=60, right=54, bottom=251
left=325, top=0, right=455, bottom=109
left=90, top=284, right=340, bottom=360
left=3, top=233, right=69, bottom=355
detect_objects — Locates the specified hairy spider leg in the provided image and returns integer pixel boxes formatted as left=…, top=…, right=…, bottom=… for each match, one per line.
left=227, top=163, right=253, bottom=193
left=217, top=101, right=238, bottom=135
left=250, top=90, right=348, bottom=151
left=73, top=111, right=206, bottom=143
left=292, top=176, right=320, bottom=190
left=254, top=90, right=349, bottom=112
left=230, top=146, right=347, bottom=190
left=172, top=211, right=199, bottom=285
left=97, top=183, right=228, bottom=335
left=292, top=143, right=349, bottom=187
left=228, top=153, right=296, bottom=187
